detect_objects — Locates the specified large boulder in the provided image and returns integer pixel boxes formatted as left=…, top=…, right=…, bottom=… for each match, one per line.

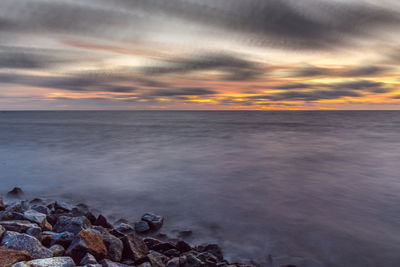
left=0, top=247, right=32, bottom=267
left=1, top=231, right=53, bottom=259
left=94, top=214, right=113, bottom=229
left=23, top=210, right=52, bottom=231
left=7, top=187, right=24, bottom=198
left=31, top=205, right=50, bottom=215
left=134, top=221, right=150, bottom=233
left=0, top=220, right=39, bottom=233
left=54, top=216, right=91, bottom=235
left=141, top=213, right=164, bottom=230
left=197, top=244, right=223, bottom=261
left=176, top=240, right=192, bottom=253
left=121, top=233, right=149, bottom=262
left=41, top=231, right=75, bottom=248
left=102, top=233, right=123, bottom=262
left=11, top=257, right=75, bottom=267
left=54, top=201, right=75, bottom=212
left=66, top=229, right=107, bottom=263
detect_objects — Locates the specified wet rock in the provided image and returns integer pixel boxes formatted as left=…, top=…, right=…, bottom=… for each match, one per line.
left=31, top=205, right=50, bottom=215
left=12, top=257, right=75, bottom=267
left=197, top=252, right=218, bottom=264
left=108, top=229, right=125, bottom=238
left=166, top=257, right=180, bottom=267
left=66, top=229, right=107, bottom=263
left=149, top=250, right=168, bottom=263
left=54, top=201, right=75, bottom=212
left=80, top=253, right=98, bottom=265
left=29, top=198, right=44, bottom=205
left=1, top=231, right=53, bottom=259
left=152, top=242, right=177, bottom=253
left=114, top=223, right=134, bottom=234
left=180, top=254, right=203, bottom=267
left=23, top=210, right=50, bottom=229
left=176, top=240, right=192, bottom=253
left=137, top=262, right=152, bottom=267
left=5, top=201, right=28, bottom=213
left=42, top=231, right=75, bottom=248
left=50, top=244, right=65, bottom=257
left=0, top=211, right=25, bottom=221
left=164, top=248, right=180, bottom=257
left=85, top=212, right=97, bottom=224
left=54, top=216, right=91, bottom=234
left=0, top=247, right=32, bottom=267
left=143, top=237, right=163, bottom=250
left=134, top=221, right=150, bottom=233
left=0, top=197, right=5, bottom=211
left=100, top=259, right=131, bottom=267
left=26, top=226, right=42, bottom=239
left=141, top=213, right=164, bottom=230
left=0, top=220, right=40, bottom=233
left=8, top=187, right=24, bottom=198
left=121, top=233, right=149, bottom=262
left=94, top=215, right=113, bottom=229
left=146, top=252, right=166, bottom=267
left=102, top=233, right=123, bottom=262
left=197, top=244, right=223, bottom=261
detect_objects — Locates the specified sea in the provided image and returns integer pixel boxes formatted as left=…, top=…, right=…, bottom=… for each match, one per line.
left=1, top=111, right=399, bottom=267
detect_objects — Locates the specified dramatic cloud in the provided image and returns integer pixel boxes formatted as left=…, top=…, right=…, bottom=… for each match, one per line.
left=146, top=88, right=217, bottom=97
left=252, top=90, right=362, bottom=102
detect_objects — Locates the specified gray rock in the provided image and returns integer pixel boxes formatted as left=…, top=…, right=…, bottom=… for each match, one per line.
left=164, top=249, right=180, bottom=257
left=102, top=233, right=123, bottom=262
left=197, top=244, right=223, bottom=261
left=149, top=250, right=168, bottom=263
left=152, top=242, right=177, bottom=253
left=134, top=221, right=150, bottom=233
left=166, top=257, right=180, bottom=267
left=114, top=223, right=134, bottom=234
left=11, top=256, right=75, bottom=267
left=8, top=187, right=24, bottom=198
left=80, top=253, right=98, bottom=265
left=100, top=259, right=131, bottom=267
left=176, top=240, right=192, bottom=253
left=121, top=233, right=149, bottom=262
left=143, top=237, right=163, bottom=250
left=5, top=201, right=29, bottom=213
left=147, top=252, right=166, bottom=267
left=180, top=254, right=203, bottom=267
left=50, top=244, right=66, bottom=257
left=137, top=262, right=152, bottom=267
left=41, top=231, right=75, bottom=248
left=0, top=220, right=40, bottom=233
left=31, top=205, right=50, bottom=215
left=23, top=209, right=51, bottom=230
left=26, top=226, right=42, bottom=239
left=54, top=216, right=91, bottom=234
left=1, top=231, right=53, bottom=259
left=54, top=201, right=75, bottom=212
left=94, top=215, right=113, bottom=229
left=141, top=213, right=164, bottom=230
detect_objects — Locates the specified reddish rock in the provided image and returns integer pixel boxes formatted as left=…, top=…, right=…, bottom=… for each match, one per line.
left=121, top=233, right=149, bottom=262
left=0, top=246, right=32, bottom=267
left=66, top=229, right=107, bottom=263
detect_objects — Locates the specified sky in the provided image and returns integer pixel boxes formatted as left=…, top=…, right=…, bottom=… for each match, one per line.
left=0, top=0, right=400, bottom=110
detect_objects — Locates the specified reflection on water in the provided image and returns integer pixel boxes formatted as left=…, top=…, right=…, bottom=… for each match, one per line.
left=1, top=111, right=400, bottom=266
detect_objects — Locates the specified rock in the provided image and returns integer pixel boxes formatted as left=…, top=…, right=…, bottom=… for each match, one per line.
left=102, top=233, right=123, bottom=262
left=41, top=231, right=75, bottom=248
left=54, top=201, right=75, bottom=212
left=134, top=221, right=150, bottom=233
left=85, top=212, right=97, bottom=224
left=147, top=252, right=166, bottom=267
left=54, top=216, right=91, bottom=235
left=143, top=237, right=163, bottom=250
left=1, top=224, right=6, bottom=238
left=0, top=211, right=25, bottom=221
left=114, top=223, right=134, bottom=234
left=29, top=198, right=44, bottom=205
left=94, top=215, right=113, bottom=229
left=197, top=244, right=223, bottom=261
left=50, top=244, right=65, bottom=257
left=0, top=197, right=5, bottom=211
left=0, top=220, right=40, bottom=233
left=8, top=187, right=24, bottom=198
left=26, top=226, right=42, bottom=239
left=176, top=240, right=192, bottom=253
left=0, top=247, right=32, bottom=267
left=197, top=252, right=218, bottom=263
left=11, top=257, right=75, bottom=267
left=179, top=254, right=203, bottom=267
left=166, top=257, right=180, bottom=267
left=100, top=259, right=131, bottom=267
left=66, top=229, right=107, bottom=263
left=137, top=262, right=152, bottom=267
left=108, top=229, right=125, bottom=238
left=31, top=205, right=50, bottom=215
left=141, top=213, right=164, bottom=230
left=152, top=242, right=177, bottom=253
left=5, top=201, right=28, bottom=213
left=80, top=253, right=98, bottom=265
left=163, top=249, right=180, bottom=257
left=121, top=233, right=149, bottom=262
left=23, top=210, right=49, bottom=228
left=149, top=250, right=168, bottom=263
left=1, top=231, right=53, bottom=259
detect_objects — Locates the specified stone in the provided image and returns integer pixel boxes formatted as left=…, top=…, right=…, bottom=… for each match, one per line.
left=54, top=216, right=91, bottom=234
left=197, top=244, right=223, bottom=261
left=121, top=233, right=149, bottom=262
left=54, top=201, right=75, bottom=212
left=197, top=252, right=218, bottom=264
left=5, top=201, right=28, bottom=213
left=85, top=212, right=97, bottom=224
left=23, top=210, right=49, bottom=228
left=0, top=197, right=5, bottom=211
left=149, top=250, right=168, bottom=263
left=66, top=229, right=107, bottom=263
left=163, top=249, right=180, bottom=257
left=152, top=242, right=177, bottom=253
left=31, top=205, right=50, bottom=215
left=0, top=247, right=32, bottom=267
left=26, top=226, right=42, bottom=239
left=179, top=254, right=203, bottom=267
left=0, top=220, right=40, bottom=233
left=147, top=252, right=166, bottom=267
left=8, top=187, right=24, bottom=198
left=94, top=215, right=113, bottom=229
left=134, top=221, right=150, bottom=233
left=138, top=262, right=152, bottom=267
left=11, top=257, right=75, bottom=267
left=141, top=213, right=164, bottom=230
left=114, top=223, right=134, bottom=234
left=143, top=237, right=163, bottom=250
left=100, top=259, right=131, bottom=267
left=50, top=244, right=65, bottom=257
left=176, top=240, right=192, bottom=253
left=1, top=231, right=53, bottom=259
left=80, top=253, right=98, bottom=265
left=29, top=198, right=44, bottom=205
left=166, top=257, right=180, bottom=267
left=42, top=231, right=75, bottom=248
left=0, top=211, right=25, bottom=221
left=102, top=233, right=123, bottom=262
left=1, top=224, right=6, bottom=238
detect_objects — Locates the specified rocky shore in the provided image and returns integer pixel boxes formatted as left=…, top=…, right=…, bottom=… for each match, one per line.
left=0, top=187, right=268, bottom=267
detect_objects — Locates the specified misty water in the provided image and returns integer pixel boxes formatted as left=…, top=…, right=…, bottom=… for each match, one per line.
left=1, top=111, right=400, bottom=267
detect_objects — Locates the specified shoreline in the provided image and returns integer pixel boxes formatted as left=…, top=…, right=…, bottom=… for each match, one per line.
left=0, top=188, right=262, bottom=267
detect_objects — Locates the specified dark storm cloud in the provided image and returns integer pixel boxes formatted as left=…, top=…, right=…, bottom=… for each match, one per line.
left=276, top=83, right=313, bottom=90
left=340, top=66, right=391, bottom=77
left=333, top=80, right=385, bottom=91
left=252, top=90, right=362, bottom=102
left=292, top=65, right=392, bottom=78
left=141, top=53, right=265, bottom=81
left=146, top=87, right=217, bottom=97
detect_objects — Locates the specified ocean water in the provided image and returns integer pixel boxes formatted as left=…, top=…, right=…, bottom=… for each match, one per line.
left=1, top=111, right=400, bottom=266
